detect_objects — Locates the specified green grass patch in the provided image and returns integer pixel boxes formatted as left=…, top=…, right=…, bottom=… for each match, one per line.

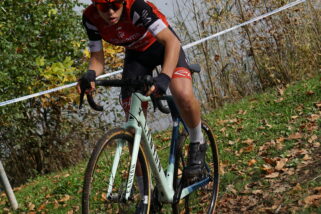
left=1, top=74, right=320, bottom=213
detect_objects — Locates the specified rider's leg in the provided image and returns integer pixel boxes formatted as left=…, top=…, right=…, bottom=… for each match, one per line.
left=169, top=70, right=207, bottom=179
left=170, top=81, right=200, bottom=126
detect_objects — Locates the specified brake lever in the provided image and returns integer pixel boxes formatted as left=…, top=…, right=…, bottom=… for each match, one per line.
left=79, top=91, right=85, bottom=109
left=150, top=94, right=158, bottom=112
left=78, top=79, right=103, bottom=111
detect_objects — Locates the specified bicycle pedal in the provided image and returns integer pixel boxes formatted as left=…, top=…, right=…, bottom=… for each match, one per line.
left=183, top=168, right=209, bottom=186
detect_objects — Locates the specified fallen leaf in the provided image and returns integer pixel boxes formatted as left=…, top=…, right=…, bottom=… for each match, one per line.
left=313, top=187, right=321, bottom=193
left=59, top=194, right=71, bottom=203
left=314, top=102, right=321, bottom=109
left=276, top=137, right=285, bottom=143
left=309, top=114, right=320, bottom=121
left=237, top=110, right=247, bottom=115
left=101, top=193, right=107, bottom=201
left=28, top=202, right=35, bottom=211
left=262, top=119, right=272, bottom=128
left=244, top=145, right=254, bottom=152
left=220, top=127, right=226, bottom=133
left=293, top=183, right=302, bottom=191
left=306, top=90, right=315, bottom=96
left=288, top=132, right=303, bottom=140
left=275, top=97, right=284, bottom=103
left=275, top=158, right=288, bottom=171
left=37, top=201, right=48, bottom=211
left=54, top=200, right=59, bottom=209
left=263, top=157, right=275, bottom=165
left=226, top=184, right=237, bottom=195
left=303, top=154, right=312, bottom=161
left=274, top=186, right=287, bottom=193
left=248, top=159, right=257, bottom=166
left=313, top=142, right=320, bottom=148
left=228, top=140, right=235, bottom=145
left=252, top=189, right=263, bottom=195
left=265, top=172, right=279, bottom=178
left=277, top=87, right=285, bottom=96
left=295, top=104, right=304, bottom=111
left=303, top=194, right=321, bottom=205
left=243, top=138, right=254, bottom=144
left=257, top=126, right=265, bottom=130
left=308, top=135, right=318, bottom=143
left=291, top=115, right=299, bottom=119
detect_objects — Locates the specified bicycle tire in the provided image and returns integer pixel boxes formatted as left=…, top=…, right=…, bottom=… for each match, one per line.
left=172, top=121, right=219, bottom=214
left=82, top=128, right=151, bottom=214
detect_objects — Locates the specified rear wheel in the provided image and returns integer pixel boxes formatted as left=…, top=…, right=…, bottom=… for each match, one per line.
left=82, top=128, right=151, bottom=214
left=172, top=121, right=219, bottom=214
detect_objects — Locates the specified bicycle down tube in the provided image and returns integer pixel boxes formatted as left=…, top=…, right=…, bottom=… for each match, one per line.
left=120, top=93, right=174, bottom=202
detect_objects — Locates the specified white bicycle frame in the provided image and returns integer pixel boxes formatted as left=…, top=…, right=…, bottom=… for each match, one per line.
left=107, top=92, right=210, bottom=203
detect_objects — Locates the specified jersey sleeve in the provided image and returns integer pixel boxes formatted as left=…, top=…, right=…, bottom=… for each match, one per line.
left=130, top=0, right=167, bottom=36
left=82, top=15, right=103, bottom=52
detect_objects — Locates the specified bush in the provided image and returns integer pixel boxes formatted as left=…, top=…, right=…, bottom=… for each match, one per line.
left=0, top=0, right=91, bottom=186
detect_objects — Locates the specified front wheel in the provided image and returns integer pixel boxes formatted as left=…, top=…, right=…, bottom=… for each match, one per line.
left=172, top=121, right=219, bottom=214
left=82, top=128, right=151, bottom=214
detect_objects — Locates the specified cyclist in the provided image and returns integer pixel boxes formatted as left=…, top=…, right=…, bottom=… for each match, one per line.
left=77, top=0, right=206, bottom=189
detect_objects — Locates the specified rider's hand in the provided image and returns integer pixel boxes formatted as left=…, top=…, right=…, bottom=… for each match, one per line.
left=146, top=73, right=170, bottom=96
left=77, top=70, right=96, bottom=95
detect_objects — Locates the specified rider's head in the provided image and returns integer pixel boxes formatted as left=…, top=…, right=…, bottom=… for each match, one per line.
left=91, top=0, right=125, bottom=25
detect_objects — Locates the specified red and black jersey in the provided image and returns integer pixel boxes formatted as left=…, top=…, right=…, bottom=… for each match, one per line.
left=83, top=0, right=169, bottom=52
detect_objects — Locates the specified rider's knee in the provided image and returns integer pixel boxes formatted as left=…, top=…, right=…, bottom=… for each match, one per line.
left=175, top=93, right=196, bottom=110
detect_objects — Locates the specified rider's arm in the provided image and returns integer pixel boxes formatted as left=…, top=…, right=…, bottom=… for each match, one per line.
left=145, top=28, right=180, bottom=95
left=77, top=15, right=105, bottom=94
left=82, top=15, right=105, bottom=76
left=130, top=0, right=180, bottom=78
left=154, top=28, right=180, bottom=78
left=130, top=0, right=181, bottom=94
left=88, top=50, right=105, bottom=76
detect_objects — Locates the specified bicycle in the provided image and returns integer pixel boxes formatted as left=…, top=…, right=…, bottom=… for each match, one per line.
left=81, top=64, right=219, bottom=213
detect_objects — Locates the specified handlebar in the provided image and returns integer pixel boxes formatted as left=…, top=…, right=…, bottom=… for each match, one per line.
left=79, top=75, right=171, bottom=114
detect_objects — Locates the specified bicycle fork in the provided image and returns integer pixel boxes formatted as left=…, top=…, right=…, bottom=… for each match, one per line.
left=106, top=128, right=142, bottom=202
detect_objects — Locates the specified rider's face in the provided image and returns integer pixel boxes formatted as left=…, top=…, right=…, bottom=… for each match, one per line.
left=95, top=1, right=124, bottom=25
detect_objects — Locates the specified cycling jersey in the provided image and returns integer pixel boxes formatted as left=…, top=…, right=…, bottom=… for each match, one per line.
left=83, top=0, right=192, bottom=115
left=83, top=0, right=169, bottom=52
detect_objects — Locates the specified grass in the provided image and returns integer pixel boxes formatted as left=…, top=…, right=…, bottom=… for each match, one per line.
left=1, top=74, right=320, bottom=213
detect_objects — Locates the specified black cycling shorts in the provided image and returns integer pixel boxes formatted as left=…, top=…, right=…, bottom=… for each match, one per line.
left=121, top=36, right=190, bottom=99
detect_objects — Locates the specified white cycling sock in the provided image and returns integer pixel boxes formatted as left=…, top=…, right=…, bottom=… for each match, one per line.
left=187, top=122, right=204, bottom=144
left=136, top=176, right=145, bottom=198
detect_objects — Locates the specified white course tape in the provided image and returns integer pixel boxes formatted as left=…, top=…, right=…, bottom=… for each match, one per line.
left=0, top=70, right=123, bottom=107
left=0, top=0, right=306, bottom=107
